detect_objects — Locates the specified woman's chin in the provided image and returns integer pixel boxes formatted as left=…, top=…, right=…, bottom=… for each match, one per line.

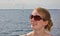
left=31, top=25, right=37, bottom=29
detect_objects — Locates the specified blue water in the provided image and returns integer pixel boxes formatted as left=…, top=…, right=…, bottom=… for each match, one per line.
left=0, top=9, right=60, bottom=36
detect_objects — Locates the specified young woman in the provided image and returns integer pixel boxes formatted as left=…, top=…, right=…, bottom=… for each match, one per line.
left=20, top=7, right=53, bottom=36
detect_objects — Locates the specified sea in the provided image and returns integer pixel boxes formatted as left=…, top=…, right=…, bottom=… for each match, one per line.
left=0, top=9, right=60, bottom=36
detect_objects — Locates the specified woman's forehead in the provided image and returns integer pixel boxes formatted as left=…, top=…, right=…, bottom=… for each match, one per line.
left=32, top=10, right=40, bottom=15
left=31, top=10, right=44, bottom=18
left=32, top=10, right=43, bottom=15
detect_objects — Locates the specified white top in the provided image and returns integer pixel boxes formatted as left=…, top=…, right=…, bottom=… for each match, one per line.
left=19, top=34, right=54, bottom=36
left=19, top=34, right=27, bottom=36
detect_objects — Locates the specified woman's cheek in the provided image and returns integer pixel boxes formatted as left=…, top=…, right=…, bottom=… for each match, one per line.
left=37, top=21, right=44, bottom=27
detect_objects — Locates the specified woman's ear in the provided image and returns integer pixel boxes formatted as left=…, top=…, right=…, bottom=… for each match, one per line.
left=44, top=20, right=48, bottom=26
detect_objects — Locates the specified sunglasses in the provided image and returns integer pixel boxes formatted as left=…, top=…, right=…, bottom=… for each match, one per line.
left=30, top=15, right=45, bottom=21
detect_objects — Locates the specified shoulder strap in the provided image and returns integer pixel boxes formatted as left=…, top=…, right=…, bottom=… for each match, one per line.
left=20, top=34, right=27, bottom=36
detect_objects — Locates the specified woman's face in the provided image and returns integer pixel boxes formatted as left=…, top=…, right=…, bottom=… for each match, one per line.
left=30, top=10, right=48, bottom=30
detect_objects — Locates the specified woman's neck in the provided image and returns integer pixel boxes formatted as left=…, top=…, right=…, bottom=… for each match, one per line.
left=33, top=28, right=46, bottom=36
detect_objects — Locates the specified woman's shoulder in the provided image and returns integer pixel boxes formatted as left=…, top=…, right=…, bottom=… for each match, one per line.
left=48, top=34, right=54, bottom=36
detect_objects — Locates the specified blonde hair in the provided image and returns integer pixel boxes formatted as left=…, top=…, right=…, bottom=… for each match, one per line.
left=35, top=7, right=53, bottom=31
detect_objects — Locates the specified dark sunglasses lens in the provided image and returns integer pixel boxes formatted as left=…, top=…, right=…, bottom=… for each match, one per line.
left=34, top=15, right=42, bottom=21
left=30, top=15, right=42, bottom=21
left=30, top=15, right=33, bottom=19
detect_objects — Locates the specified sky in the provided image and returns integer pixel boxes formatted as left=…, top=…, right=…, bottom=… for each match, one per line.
left=0, top=0, right=60, bottom=9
